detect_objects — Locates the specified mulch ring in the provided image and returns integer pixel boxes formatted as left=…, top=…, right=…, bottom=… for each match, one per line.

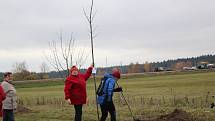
left=129, top=109, right=203, bottom=121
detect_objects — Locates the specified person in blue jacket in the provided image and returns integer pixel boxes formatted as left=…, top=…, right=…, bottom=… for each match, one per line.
left=97, top=68, right=123, bottom=121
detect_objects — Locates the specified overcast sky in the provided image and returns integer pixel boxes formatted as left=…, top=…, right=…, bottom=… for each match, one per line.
left=0, top=0, right=215, bottom=72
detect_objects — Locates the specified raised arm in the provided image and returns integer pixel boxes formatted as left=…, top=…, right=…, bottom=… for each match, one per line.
left=83, top=66, right=93, bottom=81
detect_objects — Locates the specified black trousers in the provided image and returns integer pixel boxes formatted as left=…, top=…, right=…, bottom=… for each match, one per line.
left=74, top=104, right=83, bottom=121
left=100, top=102, right=116, bottom=121
left=3, top=109, right=14, bottom=121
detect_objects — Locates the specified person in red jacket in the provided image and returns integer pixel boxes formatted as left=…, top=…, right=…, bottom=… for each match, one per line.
left=64, top=65, right=93, bottom=121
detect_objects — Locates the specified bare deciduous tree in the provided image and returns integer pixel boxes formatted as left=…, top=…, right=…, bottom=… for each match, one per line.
left=44, top=33, right=88, bottom=78
left=40, top=62, right=49, bottom=73
left=44, top=33, right=74, bottom=77
left=12, top=61, right=34, bottom=81
left=39, top=62, right=50, bottom=79
left=12, top=61, right=28, bottom=73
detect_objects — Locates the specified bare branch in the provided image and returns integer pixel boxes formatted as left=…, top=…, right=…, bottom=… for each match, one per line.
left=43, top=48, right=64, bottom=78
left=51, top=40, right=65, bottom=71
left=60, top=33, right=67, bottom=60
left=77, top=48, right=85, bottom=68
left=92, top=25, right=98, bottom=34
left=92, top=9, right=97, bottom=21
left=45, top=31, right=87, bottom=77
left=93, top=32, right=99, bottom=39
left=83, top=8, right=90, bottom=23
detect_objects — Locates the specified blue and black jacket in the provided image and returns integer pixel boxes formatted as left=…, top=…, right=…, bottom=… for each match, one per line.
left=97, top=73, right=116, bottom=105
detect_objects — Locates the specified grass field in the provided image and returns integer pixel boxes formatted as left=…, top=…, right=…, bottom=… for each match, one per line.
left=14, top=71, right=215, bottom=121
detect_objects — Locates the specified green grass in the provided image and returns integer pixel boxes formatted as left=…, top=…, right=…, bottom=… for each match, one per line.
left=14, top=71, right=215, bottom=121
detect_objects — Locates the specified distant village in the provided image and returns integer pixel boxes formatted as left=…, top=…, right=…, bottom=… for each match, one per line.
left=154, top=61, right=215, bottom=72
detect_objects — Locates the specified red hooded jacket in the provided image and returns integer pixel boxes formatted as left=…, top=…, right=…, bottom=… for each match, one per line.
left=64, top=66, right=92, bottom=105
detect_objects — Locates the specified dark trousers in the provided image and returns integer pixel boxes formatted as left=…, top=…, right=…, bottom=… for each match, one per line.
left=74, top=104, right=83, bottom=121
left=100, top=102, right=116, bottom=121
left=3, top=109, right=14, bottom=121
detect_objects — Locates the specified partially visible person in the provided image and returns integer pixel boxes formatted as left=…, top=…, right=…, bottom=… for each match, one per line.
left=1, top=72, right=17, bottom=121
left=64, top=65, right=93, bottom=121
left=97, top=68, right=123, bottom=121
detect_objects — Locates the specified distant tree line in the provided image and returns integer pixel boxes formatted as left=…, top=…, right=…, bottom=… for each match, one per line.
left=0, top=61, right=50, bottom=81
left=151, top=54, right=215, bottom=69
left=0, top=72, right=3, bottom=81
left=0, top=54, right=214, bottom=80
left=97, top=54, right=215, bottom=75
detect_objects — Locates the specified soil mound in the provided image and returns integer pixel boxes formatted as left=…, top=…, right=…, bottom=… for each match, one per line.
left=132, top=109, right=201, bottom=121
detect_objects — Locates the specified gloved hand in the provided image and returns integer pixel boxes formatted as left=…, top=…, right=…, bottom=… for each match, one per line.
left=114, top=87, right=123, bottom=92
left=211, top=102, right=215, bottom=108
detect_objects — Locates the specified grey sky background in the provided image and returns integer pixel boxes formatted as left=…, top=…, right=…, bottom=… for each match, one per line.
left=0, top=0, right=215, bottom=72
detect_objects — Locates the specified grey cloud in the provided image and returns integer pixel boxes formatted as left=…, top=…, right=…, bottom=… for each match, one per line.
left=0, top=0, right=215, bottom=72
